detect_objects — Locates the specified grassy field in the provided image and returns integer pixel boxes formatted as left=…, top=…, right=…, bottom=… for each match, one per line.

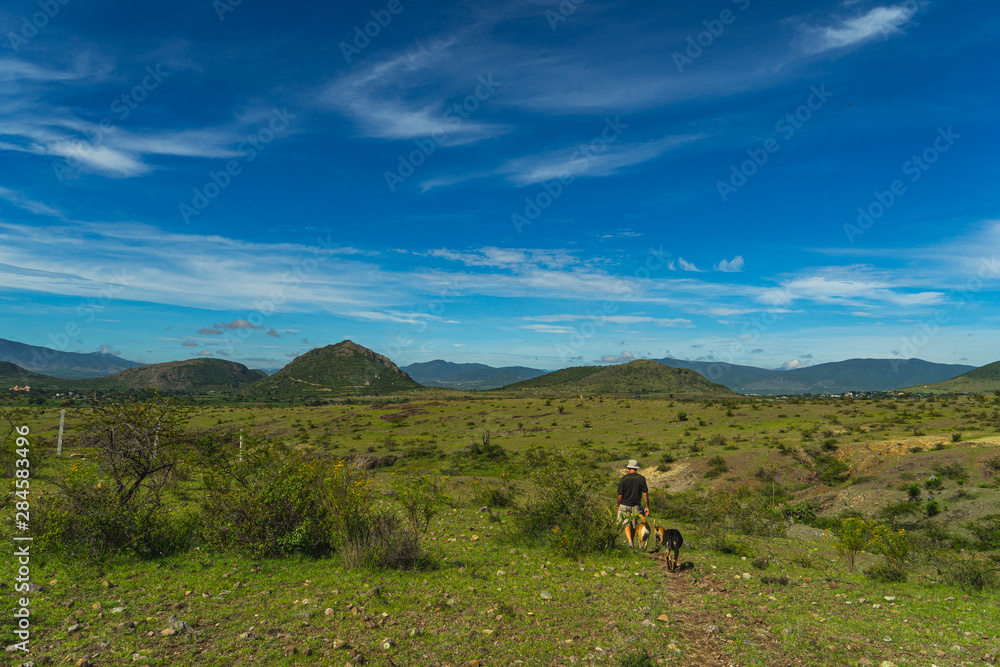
left=3, top=392, right=1000, bottom=665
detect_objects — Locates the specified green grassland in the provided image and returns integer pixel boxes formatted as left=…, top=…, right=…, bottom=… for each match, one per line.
left=3, top=392, right=1000, bottom=665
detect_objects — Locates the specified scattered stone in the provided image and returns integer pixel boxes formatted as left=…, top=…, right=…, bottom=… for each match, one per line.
left=75, top=660, right=90, bottom=667
left=409, top=628, right=423, bottom=637
left=540, top=591, right=553, bottom=600
left=883, top=596, right=895, bottom=602
left=858, top=660, right=873, bottom=667
left=102, top=580, right=113, bottom=588
left=295, top=612, right=312, bottom=620
left=880, top=662, right=897, bottom=667
left=482, top=629, right=494, bottom=636
left=380, top=638, right=393, bottom=650
left=238, top=627, right=261, bottom=641
left=111, top=607, right=126, bottom=614
left=641, top=619, right=655, bottom=627
left=704, top=624, right=721, bottom=635
left=349, top=648, right=365, bottom=664
left=283, top=645, right=296, bottom=657
left=91, top=602, right=101, bottom=610
left=469, top=661, right=480, bottom=667
left=332, top=638, right=347, bottom=649
left=366, top=587, right=381, bottom=598
left=67, top=624, right=81, bottom=633
left=325, top=608, right=335, bottom=617
left=160, top=628, right=176, bottom=636
left=656, top=614, right=670, bottom=623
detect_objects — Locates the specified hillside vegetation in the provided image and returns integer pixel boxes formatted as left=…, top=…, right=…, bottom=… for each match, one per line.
left=241, top=340, right=422, bottom=400
left=498, top=359, right=735, bottom=397
left=909, top=360, right=1000, bottom=394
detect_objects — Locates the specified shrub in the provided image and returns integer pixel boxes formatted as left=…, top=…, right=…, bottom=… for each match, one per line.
left=941, top=555, right=999, bottom=593
left=704, top=454, right=728, bottom=479
left=201, top=452, right=368, bottom=558
left=834, top=517, right=874, bottom=572
left=866, top=561, right=907, bottom=583
left=33, top=396, right=196, bottom=562
left=340, top=510, right=426, bottom=570
left=760, top=574, right=789, bottom=585
left=470, top=474, right=519, bottom=508
left=925, top=499, right=941, bottom=517
left=710, top=532, right=754, bottom=558
left=505, top=467, right=622, bottom=556
left=618, top=649, right=656, bottom=667
left=34, top=478, right=198, bottom=561
left=967, top=514, right=1000, bottom=550
left=394, top=472, right=450, bottom=535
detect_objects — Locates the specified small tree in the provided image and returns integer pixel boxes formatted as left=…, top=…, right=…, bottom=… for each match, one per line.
left=834, top=517, right=875, bottom=572
left=80, top=394, right=185, bottom=506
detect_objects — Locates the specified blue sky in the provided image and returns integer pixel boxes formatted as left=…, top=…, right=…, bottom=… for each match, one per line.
left=1, top=0, right=998, bottom=372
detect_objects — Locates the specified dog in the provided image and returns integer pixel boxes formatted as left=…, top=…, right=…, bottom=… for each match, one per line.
left=633, top=515, right=651, bottom=550
left=653, top=519, right=666, bottom=549
left=663, top=528, right=683, bottom=572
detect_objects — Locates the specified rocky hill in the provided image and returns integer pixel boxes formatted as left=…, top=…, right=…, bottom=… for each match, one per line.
left=496, top=359, right=735, bottom=397
left=906, top=360, right=1000, bottom=394
left=242, top=340, right=422, bottom=400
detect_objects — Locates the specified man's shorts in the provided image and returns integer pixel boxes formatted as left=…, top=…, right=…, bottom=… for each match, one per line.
left=617, top=504, right=640, bottom=527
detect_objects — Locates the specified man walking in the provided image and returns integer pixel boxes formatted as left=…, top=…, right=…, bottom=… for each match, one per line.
left=617, top=459, right=649, bottom=548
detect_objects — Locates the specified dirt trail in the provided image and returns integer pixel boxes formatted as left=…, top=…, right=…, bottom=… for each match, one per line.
left=644, top=551, right=800, bottom=667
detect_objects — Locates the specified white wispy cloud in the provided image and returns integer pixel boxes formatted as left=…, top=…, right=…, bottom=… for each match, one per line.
left=320, top=40, right=508, bottom=144
left=499, top=135, right=702, bottom=187
left=0, top=186, right=63, bottom=218
left=804, top=3, right=920, bottom=52
left=716, top=256, right=744, bottom=272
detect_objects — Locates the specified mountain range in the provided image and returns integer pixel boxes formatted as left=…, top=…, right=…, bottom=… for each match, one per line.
left=0, top=336, right=993, bottom=397
left=0, top=338, right=145, bottom=379
left=401, top=360, right=548, bottom=390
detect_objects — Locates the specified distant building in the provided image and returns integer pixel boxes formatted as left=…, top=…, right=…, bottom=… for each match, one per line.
left=11, top=386, right=31, bottom=391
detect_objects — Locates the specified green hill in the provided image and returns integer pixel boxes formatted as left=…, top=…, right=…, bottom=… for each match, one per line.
left=0, top=361, right=63, bottom=387
left=906, top=360, right=1000, bottom=394
left=495, top=359, right=735, bottom=396
left=242, top=340, right=421, bottom=400
left=88, top=358, right=267, bottom=392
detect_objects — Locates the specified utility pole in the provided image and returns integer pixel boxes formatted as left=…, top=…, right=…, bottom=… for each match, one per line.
left=56, top=408, right=66, bottom=456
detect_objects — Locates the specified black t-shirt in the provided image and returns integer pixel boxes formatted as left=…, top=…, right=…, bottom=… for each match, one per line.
left=617, top=472, right=648, bottom=507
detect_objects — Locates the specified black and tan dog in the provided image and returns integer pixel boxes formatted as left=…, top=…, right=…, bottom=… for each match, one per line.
left=663, top=527, right=683, bottom=572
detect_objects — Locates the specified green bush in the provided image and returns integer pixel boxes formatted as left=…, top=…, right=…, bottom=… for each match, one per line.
left=967, top=514, right=1000, bottom=550
left=504, top=467, right=621, bottom=556
left=941, top=555, right=999, bottom=593
left=866, top=561, right=907, bottom=583
left=34, top=481, right=198, bottom=562
left=394, top=472, right=450, bottom=534
left=704, top=454, right=728, bottom=478
left=201, top=453, right=368, bottom=558
left=340, top=509, right=426, bottom=571
left=617, top=649, right=656, bottom=667
left=710, top=532, right=754, bottom=558
left=470, top=475, right=519, bottom=508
